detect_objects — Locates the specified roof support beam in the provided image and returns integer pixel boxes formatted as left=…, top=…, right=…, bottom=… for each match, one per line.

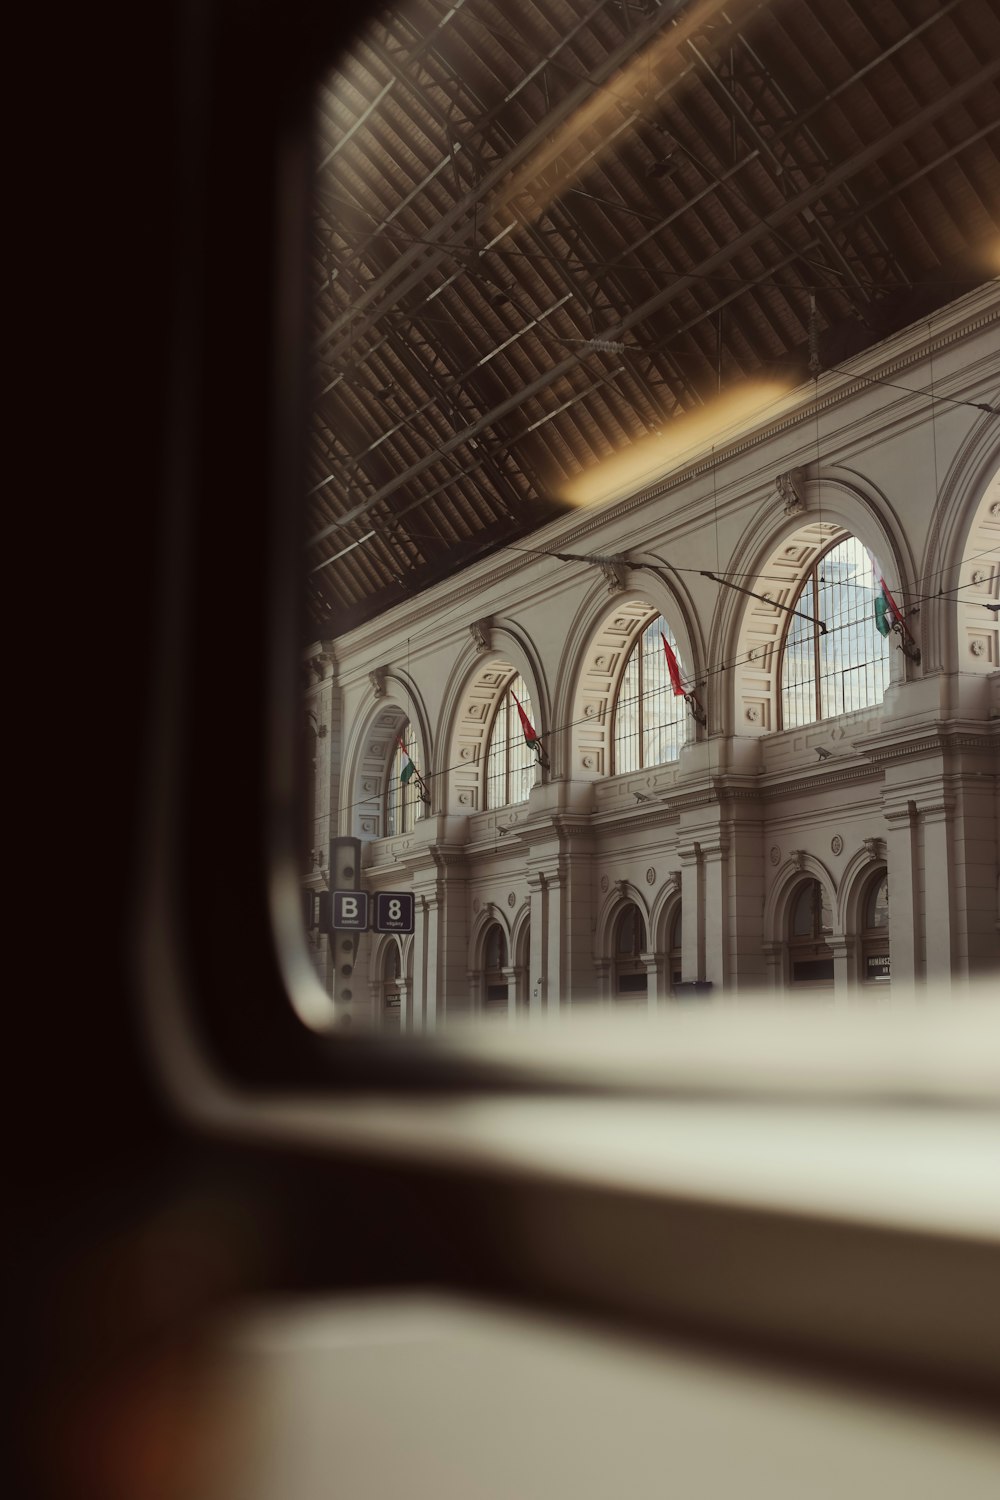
left=308, top=54, right=1000, bottom=541
left=312, top=0, right=743, bottom=360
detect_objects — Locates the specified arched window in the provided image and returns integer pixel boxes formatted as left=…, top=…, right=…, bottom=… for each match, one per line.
left=780, top=535, right=890, bottom=729
left=861, top=871, right=890, bottom=983
left=613, top=616, right=687, bottom=774
left=382, top=942, right=402, bottom=1029
left=386, top=721, right=425, bottom=836
left=485, top=673, right=537, bottom=810
left=788, top=879, right=834, bottom=986
left=483, top=923, right=509, bottom=1013
left=614, top=902, right=648, bottom=999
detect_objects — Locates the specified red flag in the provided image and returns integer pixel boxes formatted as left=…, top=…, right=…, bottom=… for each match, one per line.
left=660, top=632, right=685, bottom=697
left=511, top=691, right=539, bottom=745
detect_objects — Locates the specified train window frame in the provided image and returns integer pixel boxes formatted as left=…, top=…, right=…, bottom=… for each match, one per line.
left=132, top=0, right=1000, bottom=1432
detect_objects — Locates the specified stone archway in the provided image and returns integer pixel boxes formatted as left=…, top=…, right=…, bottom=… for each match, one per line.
left=569, top=598, right=697, bottom=780
left=448, top=656, right=541, bottom=814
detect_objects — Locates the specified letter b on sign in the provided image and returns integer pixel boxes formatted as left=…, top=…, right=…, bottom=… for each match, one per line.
left=332, top=891, right=369, bottom=930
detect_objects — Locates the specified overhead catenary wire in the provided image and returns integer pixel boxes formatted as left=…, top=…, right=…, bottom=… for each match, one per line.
left=493, top=540, right=998, bottom=607
left=337, top=592, right=920, bottom=821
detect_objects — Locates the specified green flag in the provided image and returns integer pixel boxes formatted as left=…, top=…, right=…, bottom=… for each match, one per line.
left=874, top=592, right=892, bottom=638
left=399, top=757, right=416, bottom=784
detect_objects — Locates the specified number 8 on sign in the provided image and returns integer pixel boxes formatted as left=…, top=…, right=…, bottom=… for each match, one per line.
left=374, top=892, right=414, bottom=933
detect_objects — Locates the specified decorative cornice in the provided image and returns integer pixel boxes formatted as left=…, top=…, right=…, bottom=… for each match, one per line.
left=853, top=720, right=999, bottom=764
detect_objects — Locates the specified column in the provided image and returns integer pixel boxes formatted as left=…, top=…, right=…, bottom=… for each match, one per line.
left=677, top=843, right=704, bottom=983
left=527, top=870, right=548, bottom=1015
left=761, top=940, right=782, bottom=992
left=830, top=935, right=850, bottom=999
left=398, top=976, right=413, bottom=1033
left=641, top=951, right=664, bottom=1008
left=883, top=796, right=920, bottom=987
left=411, top=841, right=469, bottom=1027
left=921, top=800, right=957, bottom=986
left=526, top=819, right=595, bottom=1010
left=701, top=839, right=730, bottom=991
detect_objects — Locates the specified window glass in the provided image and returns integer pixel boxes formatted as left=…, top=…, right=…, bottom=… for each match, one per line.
left=865, top=874, right=890, bottom=931
left=789, top=880, right=834, bottom=985
left=781, top=536, right=890, bottom=728
left=614, top=903, right=648, bottom=998
left=386, top=722, right=424, bottom=836
left=382, top=941, right=402, bottom=1028
left=485, top=674, right=536, bottom=810
left=613, top=616, right=686, bottom=774
left=483, top=924, right=509, bottom=1010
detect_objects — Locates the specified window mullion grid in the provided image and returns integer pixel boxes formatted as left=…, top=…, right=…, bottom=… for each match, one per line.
left=810, top=569, right=823, bottom=723
left=637, top=642, right=646, bottom=771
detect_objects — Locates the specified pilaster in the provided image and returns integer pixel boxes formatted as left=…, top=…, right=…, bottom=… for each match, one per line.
left=677, top=842, right=705, bottom=983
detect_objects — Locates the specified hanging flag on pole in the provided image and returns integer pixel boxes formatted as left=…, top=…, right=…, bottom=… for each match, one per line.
left=867, top=552, right=920, bottom=660
left=874, top=591, right=893, bottom=638
left=660, top=632, right=685, bottom=697
left=661, top=630, right=707, bottom=725
left=511, top=691, right=550, bottom=769
left=397, top=736, right=431, bottom=803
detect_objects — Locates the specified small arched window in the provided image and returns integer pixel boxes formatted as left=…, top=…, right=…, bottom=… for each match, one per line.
left=485, top=673, right=537, bottom=810
left=780, top=535, right=890, bottom=729
left=788, top=879, right=834, bottom=986
left=613, top=616, right=687, bottom=775
left=614, top=902, right=648, bottom=999
left=386, top=721, right=425, bottom=836
left=483, top=923, right=509, bottom=1012
left=861, top=871, right=890, bottom=984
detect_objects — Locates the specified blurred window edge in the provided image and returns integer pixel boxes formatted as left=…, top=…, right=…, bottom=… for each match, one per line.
left=133, top=0, right=1000, bottom=1421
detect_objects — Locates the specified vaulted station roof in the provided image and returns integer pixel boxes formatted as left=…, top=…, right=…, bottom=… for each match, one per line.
left=306, top=0, right=1000, bottom=636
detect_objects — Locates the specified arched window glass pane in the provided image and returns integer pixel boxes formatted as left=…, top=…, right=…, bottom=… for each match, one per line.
left=781, top=602, right=816, bottom=732
left=386, top=721, right=423, bottom=836
left=791, top=880, right=832, bottom=939
left=865, top=874, right=889, bottom=930
left=616, top=904, right=646, bottom=956
left=789, top=879, right=834, bottom=985
left=781, top=536, right=890, bottom=728
left=613, top=616, right=686, bottom=773
left=485, top=673, right=535, bottom=809
left=614, top=902, right=647, bottom=996
left=383, top=943, right=401, bottom=981
left=484, top=925, right=507, bottom=970
left=791, top=882, right=815, bottom=937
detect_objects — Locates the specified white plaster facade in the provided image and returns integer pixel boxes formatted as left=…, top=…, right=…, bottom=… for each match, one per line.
left=302, top=284, right=1000, bottom=1028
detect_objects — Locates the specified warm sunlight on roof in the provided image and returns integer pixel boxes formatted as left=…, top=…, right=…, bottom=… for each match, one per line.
left=492, top=0, right=761, bottom=222
left=562, top=379, right=792, bottom=508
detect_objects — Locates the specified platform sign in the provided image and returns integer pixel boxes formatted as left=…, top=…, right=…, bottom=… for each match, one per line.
left=373, top=892, right=415, bottom=933
left=332, top=890, right=369, bottom=930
